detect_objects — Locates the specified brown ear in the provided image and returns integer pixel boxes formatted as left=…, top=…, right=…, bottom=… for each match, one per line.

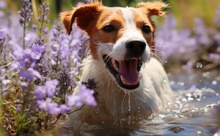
left=137, top=1, right=168, bottom=17
left=60, top=2, right=102, bottom=35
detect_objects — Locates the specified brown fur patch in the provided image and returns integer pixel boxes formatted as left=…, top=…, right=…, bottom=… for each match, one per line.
left=61, top=1, right=167, bottom=58
left=137, top=1, right=168, bottom=17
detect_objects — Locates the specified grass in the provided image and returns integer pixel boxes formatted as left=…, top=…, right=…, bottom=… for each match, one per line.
left=167, top=0, right=220, bottom=28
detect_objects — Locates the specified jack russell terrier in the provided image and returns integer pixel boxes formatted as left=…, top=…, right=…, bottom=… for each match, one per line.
left=61, top=1, right=173, bottom=123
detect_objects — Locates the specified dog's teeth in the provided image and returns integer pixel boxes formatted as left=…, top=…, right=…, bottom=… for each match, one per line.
left=111, top=59, right=118, bottom=71
left=120, top=75, right=125, bottom=84
left=132, top=58, right=138, bottom=60
left=120, top=75, right=140, bottom=85
left=114, top=64, right=118, bottom=71
left=136, top=77, right=141, bottom=83
left=111, top=58, right=115, bottom=65
left=120, top=75, right=128, bottom=85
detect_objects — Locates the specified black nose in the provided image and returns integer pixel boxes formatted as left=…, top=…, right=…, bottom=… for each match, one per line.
left=125, top=40, right=146, bottom=60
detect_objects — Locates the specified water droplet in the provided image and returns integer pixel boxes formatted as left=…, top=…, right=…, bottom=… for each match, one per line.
left=178, top=81, right=185, bottom=86
left=212, top=80, right=217, bottom=85
left=202, top=72, right=209, bottom=78
left=121, top=93, right=126, bottom=114
left=196, top=62, right=203, bottom=68
left=128, top=93, right=131, bottom=112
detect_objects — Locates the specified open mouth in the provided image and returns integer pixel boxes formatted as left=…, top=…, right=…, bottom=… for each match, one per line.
left=103, top=55, right=143, bottom=90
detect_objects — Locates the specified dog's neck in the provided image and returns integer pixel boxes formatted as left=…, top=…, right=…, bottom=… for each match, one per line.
left=79, top=56, right=160, bottom=121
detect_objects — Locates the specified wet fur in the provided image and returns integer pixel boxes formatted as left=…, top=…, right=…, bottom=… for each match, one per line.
left=61, top=1, right=172, bottom=123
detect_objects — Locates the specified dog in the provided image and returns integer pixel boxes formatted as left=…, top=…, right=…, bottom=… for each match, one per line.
left=61, top=1, right=173, bottom=123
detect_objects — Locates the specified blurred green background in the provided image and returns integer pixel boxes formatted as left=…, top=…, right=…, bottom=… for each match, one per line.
left=4, top=0, right=220, bottom=28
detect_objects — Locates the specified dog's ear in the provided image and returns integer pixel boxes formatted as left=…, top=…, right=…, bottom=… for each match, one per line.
left=137, top=1, right=168, bottom=17
left=60, top=2, right=102, bottom=35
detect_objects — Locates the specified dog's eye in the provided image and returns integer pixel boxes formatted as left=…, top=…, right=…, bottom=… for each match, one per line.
left=102, top=25, right=115, bottom=32
left=142, top=25, right=151, bottom=34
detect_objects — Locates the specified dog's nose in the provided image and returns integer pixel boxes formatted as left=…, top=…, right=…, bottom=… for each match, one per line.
left=125, top=40, right=146, bottom=59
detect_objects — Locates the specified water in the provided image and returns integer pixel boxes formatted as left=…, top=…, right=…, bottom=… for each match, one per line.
left=59, top=71, right=220, bottom=136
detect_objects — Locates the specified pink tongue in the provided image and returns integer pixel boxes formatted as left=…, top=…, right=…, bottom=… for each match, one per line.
left=119, top=60, right=138, bottom=83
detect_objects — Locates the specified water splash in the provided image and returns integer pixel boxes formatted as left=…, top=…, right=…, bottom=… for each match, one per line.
left=121, top=93, right=126, bottom=114
left=128, top=93, right=131, bottom=124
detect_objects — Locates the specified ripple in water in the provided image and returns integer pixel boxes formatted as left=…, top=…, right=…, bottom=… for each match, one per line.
left=58, top=72, right=220, bottom=136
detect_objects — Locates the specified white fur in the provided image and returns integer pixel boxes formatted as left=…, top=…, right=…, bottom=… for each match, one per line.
left=111, top=8, right=150, bottom=62
left=69, top=7, right=172, bottom=124
left=70, top=56, right=172, bottom=123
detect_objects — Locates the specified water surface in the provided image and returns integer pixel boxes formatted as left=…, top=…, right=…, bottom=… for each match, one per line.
left=59, top=71, right=220, bottom=136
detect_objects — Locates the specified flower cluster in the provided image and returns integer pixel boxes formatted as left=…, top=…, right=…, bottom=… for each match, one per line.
left=1, top=0, right=220, bottom=135
left=12, top=42, right=45, bottom=80
left=35, top=80, right=96, bottom=114
left=156, top=11, right=220, bottom=71
left=49, top=25, right=89, bottom=74
left=36, top=2, right=50, bottom=36
left=18, top=0, right=33, bottom=27
left=156, top=14, right=197, bottom=63
left=0, top=1, right=95, bottom=135
left=67, top=82, right=96, bottom=107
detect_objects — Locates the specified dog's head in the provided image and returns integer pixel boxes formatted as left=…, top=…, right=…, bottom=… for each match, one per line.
left=61, top=1, right=167, bottom=90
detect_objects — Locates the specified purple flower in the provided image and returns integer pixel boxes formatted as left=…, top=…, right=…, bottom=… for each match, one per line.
left=32, top=24, right=37, bottom=30
left=44, top=79, right=59, bottom=97
left=0, top=29, right=6, bottom=39
left=31, top=42, right=45, bottom=59
left=37, top=98, right=71, bottom=114
left=194, top=18, right=211, bottom=46
left=0, top=0, right=6, bottom=9
left=34, top=79, right=59, bottom=99
left=43, top=27, right=49, bottom=34
left=67, top=83, right=96, bottom=107
left=18, top=0, right=33, bottom=27
left=156, top=14, right=197, bottom=62
left=20, top=68, right=41, bottom=80
left=34, top=86, right=45, bottom=100
left=0, top=29, right=6, bottom=46
left=59, top=104, right=71, bottom=113
left=12, top=40, right=45, bottom=80
left=209, top=53, right=220, bottom=61
left=48, top=25, right=88, bottom=74
left=37, top=98, right=61, bottom=114
left=40, top=2, right=50, bottom=17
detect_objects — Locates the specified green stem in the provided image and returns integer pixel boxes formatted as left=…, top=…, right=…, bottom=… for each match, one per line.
left=23, top=24, right=26, bottom=49
left=39, top=18, right=44, bottom=37
left=39, top=7, right=45, bottom=38
left=0, top=61, right=14, bottom=68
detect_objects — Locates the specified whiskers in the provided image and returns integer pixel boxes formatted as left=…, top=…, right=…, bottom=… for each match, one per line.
left=150, top=48, right=163, bottom=63
left=104, top=54, right=111, bottom=63
left=103, top=52, right=113, bottom=64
